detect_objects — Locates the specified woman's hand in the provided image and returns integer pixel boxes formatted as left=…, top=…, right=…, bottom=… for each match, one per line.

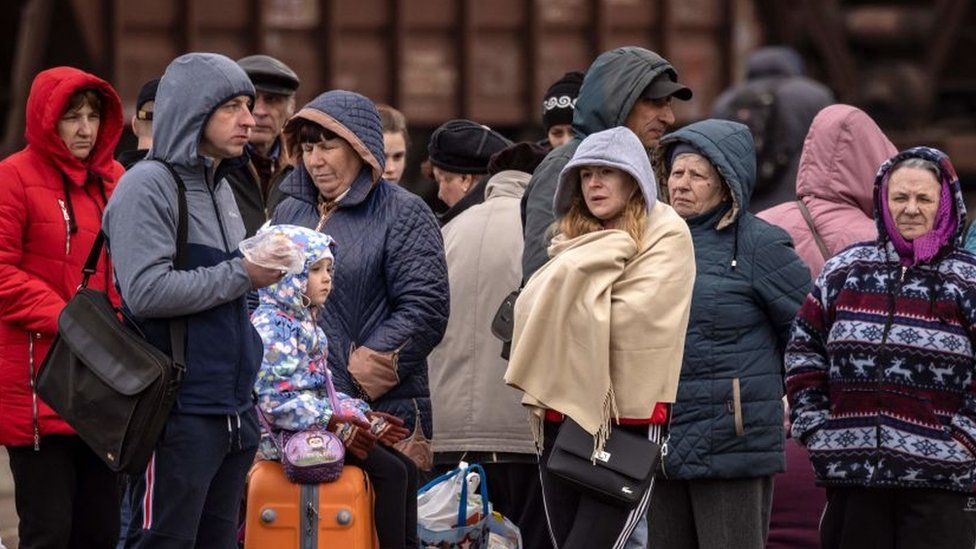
left=367, top=411, right=411, bottom=446
left=328, top=415, right=376, bottom=459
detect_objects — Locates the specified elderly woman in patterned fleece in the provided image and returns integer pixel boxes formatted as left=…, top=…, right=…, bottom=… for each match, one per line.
left=786, top=147, right=976, bottom=549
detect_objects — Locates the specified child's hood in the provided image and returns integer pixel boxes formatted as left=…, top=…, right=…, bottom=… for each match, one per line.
left=257, top=224, right=335, bottom=314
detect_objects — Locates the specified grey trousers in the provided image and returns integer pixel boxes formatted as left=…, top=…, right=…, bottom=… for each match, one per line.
left=647, top=476, right=774, bottom=549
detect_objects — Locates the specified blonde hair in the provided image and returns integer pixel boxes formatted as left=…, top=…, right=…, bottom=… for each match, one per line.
left=556, top=181, right=647, bottom=244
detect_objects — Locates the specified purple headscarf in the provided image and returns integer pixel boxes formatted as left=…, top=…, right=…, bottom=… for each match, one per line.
left=880, top=165, right=956, bottom=266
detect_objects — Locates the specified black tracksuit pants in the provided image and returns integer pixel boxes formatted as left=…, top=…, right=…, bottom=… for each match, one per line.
left=121, top=411, right=259, bottom=549
left=7, top=434, right=121, bottom=549
left=538, top=421, right=659, bottom=549
left=821, top=486, right=976, bottom=549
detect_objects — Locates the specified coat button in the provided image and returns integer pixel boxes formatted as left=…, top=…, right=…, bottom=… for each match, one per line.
left=336, top=509, right=352, bottom=525
left=260, top=508, right=277, bottom=524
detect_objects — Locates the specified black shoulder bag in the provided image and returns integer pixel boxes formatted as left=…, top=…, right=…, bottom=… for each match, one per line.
left=36, top=161, right=188, bottom=475
left=547, top=420, right=662, bottom=508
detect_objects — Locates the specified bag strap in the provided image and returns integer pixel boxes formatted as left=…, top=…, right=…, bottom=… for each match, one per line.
left=456, top=463, right=490, bottom=527
left=796, top=199, right=831, bottom=261
left=156, top=161, right=189, bottom=372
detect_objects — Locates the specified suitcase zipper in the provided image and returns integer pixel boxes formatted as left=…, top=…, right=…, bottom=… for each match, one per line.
left=28, top=332, right=40, bottom=450
left=300, top=484, right=319, bottom=548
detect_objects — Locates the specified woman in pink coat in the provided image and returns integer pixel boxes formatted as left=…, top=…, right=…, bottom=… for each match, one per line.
left=757, top=104, right=897, bottom=549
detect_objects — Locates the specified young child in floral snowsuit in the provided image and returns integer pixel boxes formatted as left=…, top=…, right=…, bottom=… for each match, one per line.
left=251, top=224, right=418, bottom=548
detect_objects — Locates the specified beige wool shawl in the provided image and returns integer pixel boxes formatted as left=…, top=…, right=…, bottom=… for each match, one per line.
left=505, top=201, right=695, bottom=453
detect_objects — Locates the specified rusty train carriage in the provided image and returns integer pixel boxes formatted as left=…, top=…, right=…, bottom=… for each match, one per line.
left=2, top=0, right=973, bottom=175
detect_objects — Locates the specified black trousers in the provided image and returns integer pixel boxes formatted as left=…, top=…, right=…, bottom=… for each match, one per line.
left=821, top=486, right=976, bottom=549
left=7, top=434, right=120, bottom=549
left=346, top=444, right=418, bottom=549
left=538, top=421, right=657, bottom=549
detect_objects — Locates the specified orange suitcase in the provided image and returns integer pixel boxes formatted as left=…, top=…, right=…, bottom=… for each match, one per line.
left=244, top=460, right=376, bottom=549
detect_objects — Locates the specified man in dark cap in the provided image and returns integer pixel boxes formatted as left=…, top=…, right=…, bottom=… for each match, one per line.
left=427, top=119, right=512, bottom=226
left=521, top=46, right=692, bottom=281
left=542, top=70, right=584, bottom=149
left=225, top=54, right=300, bottom=236
left=118, top=77, right=160, bottom=169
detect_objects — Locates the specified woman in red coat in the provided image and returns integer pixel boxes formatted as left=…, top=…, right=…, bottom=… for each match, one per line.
left=0, top=66, right=124, bottom=548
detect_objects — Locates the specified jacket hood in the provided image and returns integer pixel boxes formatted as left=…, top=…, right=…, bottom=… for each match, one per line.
left=485, top=170, right=531, bottom=201
left=554, top=127, right=657, bottom=217
left=655, top=119, right=756, bottom=229
left=25, top=66, right=124, bottom=185
left=149, top=53, right=255, bottom=168
left=874, top=147, right=965, bottom=264
left=256, top=224, right=335, bottom=314
left=796, top=105, right=897, bottom=217
left=279, top=90, right=385, bottom=208
left=746, top=46, right=804, bottom=79
left=573, top=47, right=678, bottom=138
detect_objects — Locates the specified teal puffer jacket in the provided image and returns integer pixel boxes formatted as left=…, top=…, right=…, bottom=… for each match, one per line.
left=654, top=120, right=812, bottom=479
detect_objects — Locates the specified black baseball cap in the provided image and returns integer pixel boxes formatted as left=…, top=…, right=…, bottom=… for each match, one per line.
left=641, top=71, right=693, bottom=101
left=136, top=78, right=160, bottom=120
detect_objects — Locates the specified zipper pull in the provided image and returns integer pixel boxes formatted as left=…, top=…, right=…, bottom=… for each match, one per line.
left=900, top=266, right=908, bottom=282
left=58, top=199, right=71, bottom=255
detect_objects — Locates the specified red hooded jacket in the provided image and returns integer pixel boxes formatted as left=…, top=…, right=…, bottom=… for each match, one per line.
left=0, top=67, right=124, bottom=447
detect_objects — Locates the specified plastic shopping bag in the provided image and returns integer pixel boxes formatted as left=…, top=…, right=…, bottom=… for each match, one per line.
left=238, top=227, right=305, bottom=273
left=487, top=510, right=522, bottom=549
left=418, top=462, right=490, bottom=548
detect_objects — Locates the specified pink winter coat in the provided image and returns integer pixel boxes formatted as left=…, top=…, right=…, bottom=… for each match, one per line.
left=758, top=104, right=897, bottom=280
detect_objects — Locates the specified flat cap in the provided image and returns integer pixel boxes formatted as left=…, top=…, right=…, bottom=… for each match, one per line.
left=236, top=54, right=300, bottom=95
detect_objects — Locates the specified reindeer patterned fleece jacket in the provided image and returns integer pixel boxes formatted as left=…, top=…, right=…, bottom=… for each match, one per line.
left=786, top=147, right=976, bottom=493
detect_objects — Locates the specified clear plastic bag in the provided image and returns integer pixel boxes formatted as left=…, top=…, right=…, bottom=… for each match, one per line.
left=238, top=229, right=305, bottom=273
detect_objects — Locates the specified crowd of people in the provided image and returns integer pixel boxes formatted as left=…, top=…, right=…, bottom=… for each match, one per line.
left=0, top=42, right=974, bottom=549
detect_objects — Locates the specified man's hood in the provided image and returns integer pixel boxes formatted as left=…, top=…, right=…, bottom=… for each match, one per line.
left=149, top=53, right=255, bottom=168
left=573, top=47, right=678, bottom=138
left=25, top=66, right=124, bottom=185
left=796, top=104, right=897, bottom=217
left=655, top=119, right=756, bottom=229
left=279, top=90, right=385, bottom=208
left=554, top=127, right=657, bottom=217
left=256, top=224, right=335, bottom=314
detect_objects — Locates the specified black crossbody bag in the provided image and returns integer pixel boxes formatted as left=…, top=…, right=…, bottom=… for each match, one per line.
left=547, top=419, right=663, bottom=508
left=36, top=161, right=188, bottom=475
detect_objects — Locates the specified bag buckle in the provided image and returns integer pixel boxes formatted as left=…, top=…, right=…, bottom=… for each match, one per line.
left=592, top=449, right=611, bottom=463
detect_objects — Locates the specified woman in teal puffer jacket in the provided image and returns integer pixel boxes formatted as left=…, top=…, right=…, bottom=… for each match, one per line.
left=647, top=119, right=811, bottom=548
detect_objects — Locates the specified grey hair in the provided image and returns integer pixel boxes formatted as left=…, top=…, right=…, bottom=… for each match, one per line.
left=892, top=157, right=942, bottom=182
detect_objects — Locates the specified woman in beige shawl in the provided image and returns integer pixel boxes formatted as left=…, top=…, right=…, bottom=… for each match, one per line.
left=505, top=126, right=695, bottom=549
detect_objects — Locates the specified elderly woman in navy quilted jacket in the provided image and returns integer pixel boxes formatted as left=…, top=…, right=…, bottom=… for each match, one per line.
left=272, top=90, right=450, bottom=475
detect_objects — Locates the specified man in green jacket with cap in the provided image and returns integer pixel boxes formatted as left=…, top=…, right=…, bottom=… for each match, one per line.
left=521, top=46, right=692, bottom=279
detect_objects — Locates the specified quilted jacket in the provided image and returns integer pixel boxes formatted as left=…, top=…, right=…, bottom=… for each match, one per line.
left=654, top=119, right=811, bottom=479
left=272, top=91, right=449, bottom=439
left=0, top=67, right=124, bottom=446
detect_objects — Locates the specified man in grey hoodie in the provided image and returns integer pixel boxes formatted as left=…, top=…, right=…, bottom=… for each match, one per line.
left=103, top=53, right=282, bottom=548
left=521, top=46, right=692, bottom=280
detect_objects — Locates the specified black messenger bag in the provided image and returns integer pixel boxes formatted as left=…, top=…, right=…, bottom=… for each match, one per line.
left=36, top=161, right=188, bottom=475
left=547, top=419, right=661, bottom=508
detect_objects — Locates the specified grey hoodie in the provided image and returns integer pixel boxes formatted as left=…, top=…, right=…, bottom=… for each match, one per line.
left=554, top=127, right=658, bottom=218
left=102, top=53, right=262, bottom=415
left=521, top=47, right=677, bottom=279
